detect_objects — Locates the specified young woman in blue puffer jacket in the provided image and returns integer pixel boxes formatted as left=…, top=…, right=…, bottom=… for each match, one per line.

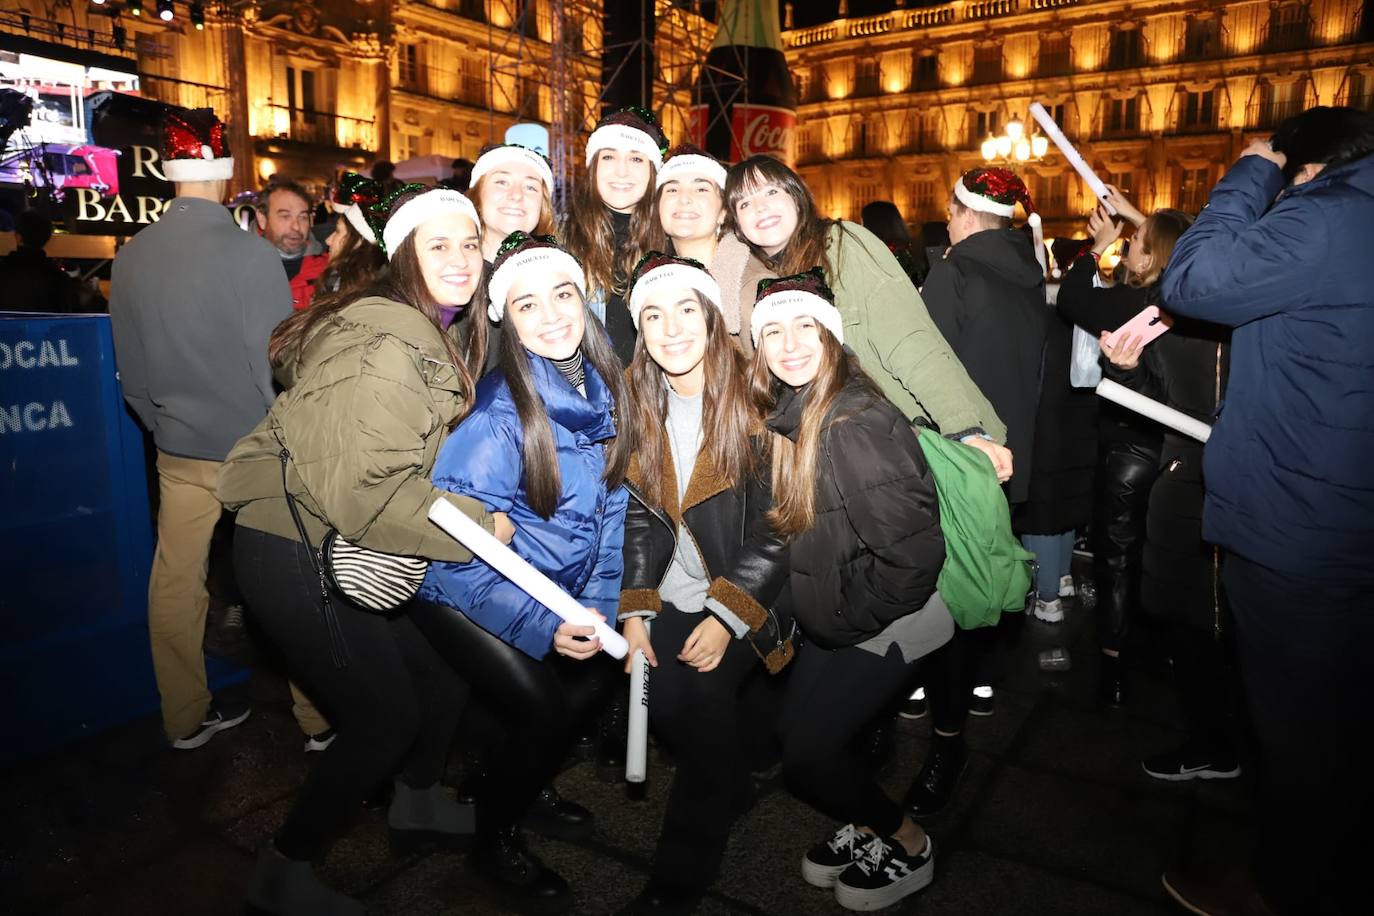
left=408, top=232, right=637, bottom=909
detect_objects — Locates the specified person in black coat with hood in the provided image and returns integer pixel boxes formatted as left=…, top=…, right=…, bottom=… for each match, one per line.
left=750, top=272, right=953, bottom=913
left=907, top=168, right=1048, bottom=821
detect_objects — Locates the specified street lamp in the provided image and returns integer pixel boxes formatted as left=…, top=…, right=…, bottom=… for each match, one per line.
left=981, top=116, right=1050, bottom=163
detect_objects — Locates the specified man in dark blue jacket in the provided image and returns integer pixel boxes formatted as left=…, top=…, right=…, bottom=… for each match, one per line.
left=1159, top=107, right=1374, bottom=916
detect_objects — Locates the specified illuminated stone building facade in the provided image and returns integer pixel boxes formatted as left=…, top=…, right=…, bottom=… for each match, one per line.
left=782, top=0, right=1374, bottom=236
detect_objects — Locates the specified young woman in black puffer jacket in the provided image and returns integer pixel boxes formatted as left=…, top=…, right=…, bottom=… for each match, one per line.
left=749, top=271, right=953, bottom=914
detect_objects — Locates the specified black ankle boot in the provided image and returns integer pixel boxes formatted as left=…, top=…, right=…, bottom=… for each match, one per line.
left=1099, top=653, right=1127, bottom=707
left=471, top=825, right=570, bottom=905
left=904, top=735, right=967, bottom=818
left=523, top=784, right=593, bottom=840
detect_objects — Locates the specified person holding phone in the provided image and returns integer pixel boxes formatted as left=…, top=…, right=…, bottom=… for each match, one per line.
left=1056, top=198, right=1193, bottom=707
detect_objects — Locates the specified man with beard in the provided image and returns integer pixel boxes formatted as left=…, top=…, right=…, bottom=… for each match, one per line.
left=256, top=178, right=329, bottom=310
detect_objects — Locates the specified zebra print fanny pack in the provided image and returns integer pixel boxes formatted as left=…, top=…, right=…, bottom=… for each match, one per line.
left=278, top=446, right=428, bottom=666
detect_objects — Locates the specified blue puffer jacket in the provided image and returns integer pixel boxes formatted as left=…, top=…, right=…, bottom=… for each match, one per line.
left=420, top=353, right=628, bottom=658
left=1161, top=152, right=1374, bottom=582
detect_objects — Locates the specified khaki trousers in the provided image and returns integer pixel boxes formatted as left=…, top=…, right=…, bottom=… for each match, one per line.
left=148, top=451, right=222, bottom=738
left=150, top=451, right=332, bottom=740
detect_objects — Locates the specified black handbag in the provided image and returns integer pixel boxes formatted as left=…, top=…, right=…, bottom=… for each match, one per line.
left=278, top=447, right=429, bottom=665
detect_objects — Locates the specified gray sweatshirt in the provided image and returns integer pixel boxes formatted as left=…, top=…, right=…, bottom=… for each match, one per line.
left=658, top=385, right=751, bottom=637
left=109, top=197, right=294, bottom=461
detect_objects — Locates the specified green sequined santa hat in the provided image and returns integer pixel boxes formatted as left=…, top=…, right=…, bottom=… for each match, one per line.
left=750, top=268, right=843, bottom=346
left=379, top=184, right=482, bottom=260
left=330, top=172, right=385, bottom=246
left=655, top=143, right=727, bottom=189
left=487, top=232, right=587, bottom=322
left=627, top=251, right=722, bottom=328
left=585, top=107, right=670, bottom=168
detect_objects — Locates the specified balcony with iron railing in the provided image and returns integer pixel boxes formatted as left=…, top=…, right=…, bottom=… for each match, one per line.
left=1167, top=98, right=1231, bottom=136
left=1090, top=112, right=1146, bottom=141
left=262, top=104, right=375, bottom=150
left=393, top=63, right=489, bottom=109
left=1335, top=91, right=1374, bottom=111
left=1245, top=99, right=1307, bottom=130
left=402, top=0, right=487, bottom=22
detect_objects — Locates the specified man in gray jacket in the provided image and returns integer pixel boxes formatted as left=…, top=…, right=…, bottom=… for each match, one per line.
left=109, top=108, right=292, bottom=749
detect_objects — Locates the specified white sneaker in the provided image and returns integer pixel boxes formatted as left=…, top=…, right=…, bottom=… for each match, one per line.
left=1058, top=575, right=1075, bottom=598
left=803, top=824, right=869, bottom=888
left=1033, top=597, right=1065, bottom=623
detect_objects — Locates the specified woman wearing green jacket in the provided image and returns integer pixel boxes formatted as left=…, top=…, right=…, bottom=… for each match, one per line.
left=723, top=156, right=1013, bottom=480
left=219, top=187, right=512, bottom=916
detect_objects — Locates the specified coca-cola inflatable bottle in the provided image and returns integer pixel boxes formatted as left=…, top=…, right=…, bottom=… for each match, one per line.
left=690, top=0, right=798, bottom=165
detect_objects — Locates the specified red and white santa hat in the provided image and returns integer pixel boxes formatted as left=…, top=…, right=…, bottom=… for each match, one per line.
left=750, top=269, right=844, bottom=346
left=469, top=143, right=555, bottom=194
left=655, top=143, right=727, bottom=190
left=627, top=252, right=722, bottom=328
left=161, top=107, right=234, bottom=183
left=585, top=107, right=669, bottom=169
left=954, top=167, right=1046, bottom=272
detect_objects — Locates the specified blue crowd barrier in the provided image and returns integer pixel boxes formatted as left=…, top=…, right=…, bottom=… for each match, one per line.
left=0, top=311, right=245, bottom=763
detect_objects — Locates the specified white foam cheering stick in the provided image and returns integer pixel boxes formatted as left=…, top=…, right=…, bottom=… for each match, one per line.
left=626, top=643, right=650, bottom=783
left=1097, top=379, right=1212, bottom=443
left=428, top=497, right=629, bottom=659
left=1029, top=102, right=1117, bottom=216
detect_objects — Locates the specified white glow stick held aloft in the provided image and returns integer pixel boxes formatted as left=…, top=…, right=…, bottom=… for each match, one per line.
left=427, top=497, right=629, bottom=659
left=626, top=645, right=650, bottom=784
left=1097, top=379, right=1212, bottom=443
left=1029, top=102, right=1117, bottom=216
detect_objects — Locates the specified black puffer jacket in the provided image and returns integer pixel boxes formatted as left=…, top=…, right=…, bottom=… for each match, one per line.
left=768, top=373, right=945, bottom=649
left=618, top=438, right=794, bottom=672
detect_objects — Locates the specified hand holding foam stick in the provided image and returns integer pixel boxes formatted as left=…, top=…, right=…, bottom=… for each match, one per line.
left=1029, top=102, right=1117, bottom=216
left=428, top=497, right=629, bottom=659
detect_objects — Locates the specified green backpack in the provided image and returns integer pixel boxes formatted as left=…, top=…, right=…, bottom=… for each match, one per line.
left=916, top=427, right=1035, bottom=630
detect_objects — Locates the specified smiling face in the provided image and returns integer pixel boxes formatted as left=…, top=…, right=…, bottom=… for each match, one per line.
left=658, top=175, right=724, bottom=245
left=476, top=164, right=547, bottom=242
left=639, top=289, right=709, bottom=394
left=594, top=149, right=653, bottom=213
left=505, top=270, right=587, bottom=361
left=732, top=180, right=801, bottom=256
left=760, top=314, right=824, bottom=388
left=414, top=211, right=482, bottom=307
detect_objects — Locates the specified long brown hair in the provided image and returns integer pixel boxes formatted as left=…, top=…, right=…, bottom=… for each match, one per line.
left=467, top=173, right=557, bottom=247
left=1126, top=208, right=1194, bottom=289
left=625, top=291, right=756, bottom=507
left=749, top=327, right=882, bottom=537
left=268, top=231, right=486, bottom=428
left=498, top=289, right=630, bottom=518
left=562, top=156, right=658, bottom=300
left=724, top=155, right=837, bottom=278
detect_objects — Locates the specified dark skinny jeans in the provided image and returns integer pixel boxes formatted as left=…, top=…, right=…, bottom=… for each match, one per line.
left=780, top=640, right=915, bottom=838
left=407, top=598, right=612, bottom=835
left=234, top=527, right=468, bottom=862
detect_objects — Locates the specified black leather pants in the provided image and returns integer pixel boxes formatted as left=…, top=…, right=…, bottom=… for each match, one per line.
left=1091, top=440, right=1162, bottom=653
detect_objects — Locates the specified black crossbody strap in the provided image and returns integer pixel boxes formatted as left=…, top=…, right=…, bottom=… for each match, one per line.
left=278, top=444, right=351, bottom=668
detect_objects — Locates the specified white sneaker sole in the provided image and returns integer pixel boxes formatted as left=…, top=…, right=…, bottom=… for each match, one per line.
left=801, top=855, right=850, bottom=888
left=834, top=855, right=935, bottom=910
left=1033, top=606, right=1065, bottom=623
left=1141, top=762, right=1242, bottom=782
left=172, top=708, right=251, bottom=750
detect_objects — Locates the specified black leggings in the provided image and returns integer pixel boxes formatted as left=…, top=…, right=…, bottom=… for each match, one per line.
left=780, top=641, right=915, bottom=838
left=1092, top=440, right=1161, bottom=653
left=646, top=606, right=761, bottom=892
left=234, top=528, right=469, bottom=862
left=407, top=599, right=612, bottom=833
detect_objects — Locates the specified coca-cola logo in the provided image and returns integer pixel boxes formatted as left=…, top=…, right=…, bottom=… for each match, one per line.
left=733, top=106, right=795, bottom=161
